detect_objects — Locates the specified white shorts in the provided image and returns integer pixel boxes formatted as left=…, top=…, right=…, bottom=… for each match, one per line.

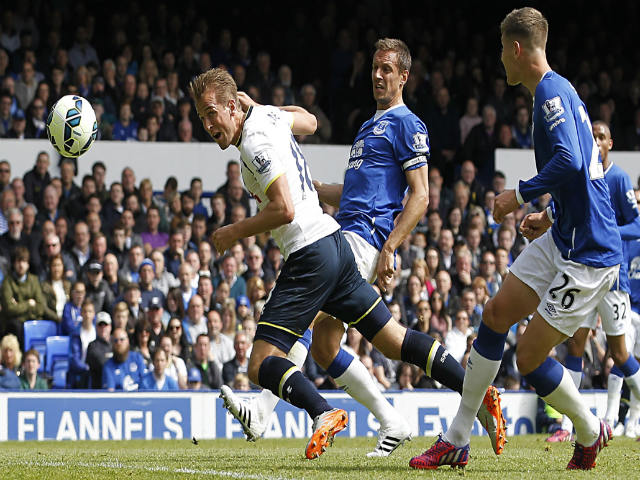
left=580, top=290, right=631, bottom=337
left=630, top=310, right=640, bottom=358
left=343, top=230, right=379, bottom=284
left=509, top=231, right=619, bottom=337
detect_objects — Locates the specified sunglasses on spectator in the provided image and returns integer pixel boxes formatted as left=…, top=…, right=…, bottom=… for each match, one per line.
left=169, top=325, right=181, bottom=330
left=113, top=337, right=128, bottom=343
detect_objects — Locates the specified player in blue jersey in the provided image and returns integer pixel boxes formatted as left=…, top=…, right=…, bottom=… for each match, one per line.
left=544, top=122, right=640, bottom=442
left=102, top=328, right=147, bottom=391
left=412, top=8, right=622, bottom=471
left=626, top=238, right=640, bottom=436
left=219, top=38, right=505, bottom=458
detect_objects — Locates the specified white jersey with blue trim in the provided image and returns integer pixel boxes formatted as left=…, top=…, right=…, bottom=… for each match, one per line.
left=336, top=104, right=429, bottom=251
left=236, top=105, right=339, bottom=259
left=604, top=163, right=640, bottom=293
left=517, top=71, right=622, bottom=268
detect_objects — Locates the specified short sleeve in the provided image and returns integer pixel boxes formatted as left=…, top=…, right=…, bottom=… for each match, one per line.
left=393, top=115, right=430, bottom=171
left=241, top=130, right=287, bottom=194
left=619, top=173, right=640, bottom=224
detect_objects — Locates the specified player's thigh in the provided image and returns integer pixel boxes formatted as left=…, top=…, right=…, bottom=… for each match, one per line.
left=483, top=272, right=540, bottom=333
left=567, top=327, right=590, bottom=357
left=516, top=312, right=568, bottom=375
left=248, top=339, right=287, bottom=384
left=311, top=313, right=346, bottom=369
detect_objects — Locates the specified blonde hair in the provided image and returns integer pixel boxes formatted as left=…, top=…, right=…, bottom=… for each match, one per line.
left=374, top=38, right=411, bottom=72
left=188, top=67, right=237, bottom=105
left=500, top=7, right=548, bottom=50
left=1, top=334, right=22, bottom=367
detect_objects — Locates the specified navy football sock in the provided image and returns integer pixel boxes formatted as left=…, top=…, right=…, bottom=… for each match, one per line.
left=259, top=355, right=332, bottom=419
left=401, top=328, right=464, bottom=394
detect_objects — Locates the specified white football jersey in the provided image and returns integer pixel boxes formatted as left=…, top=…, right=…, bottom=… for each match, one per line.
left=236, top=105, right=339, bottom=259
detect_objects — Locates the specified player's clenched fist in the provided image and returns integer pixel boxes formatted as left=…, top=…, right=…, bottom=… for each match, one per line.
left=211, top=226, right=236, bottom=254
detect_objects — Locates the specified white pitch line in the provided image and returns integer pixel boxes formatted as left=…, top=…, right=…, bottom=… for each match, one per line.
left=8, top=459, right=299, bottom=480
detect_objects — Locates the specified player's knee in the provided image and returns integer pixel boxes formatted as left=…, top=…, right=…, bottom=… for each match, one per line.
left=515, top=343, right=538, bottom=375
left=610, top=348, right=629, bottom=366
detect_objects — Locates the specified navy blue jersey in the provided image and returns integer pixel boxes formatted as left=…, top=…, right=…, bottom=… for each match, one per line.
left=102, top=351, right=146, bottom=391
left=336, top=105, right=429, bottom=251
left=628, top=239, right=640, bottom=314
left=518, top=71, right=622, bottom=268
left=605, top=163, right=640, bottom=293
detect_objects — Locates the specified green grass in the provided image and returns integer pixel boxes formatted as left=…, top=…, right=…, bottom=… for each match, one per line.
left=2, top=434, right=638, bottom=479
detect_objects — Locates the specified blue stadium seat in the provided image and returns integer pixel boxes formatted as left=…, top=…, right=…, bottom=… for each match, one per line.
left=45, top=336, right=70, bottom=388
left=24, top=320, right=59, bottom=372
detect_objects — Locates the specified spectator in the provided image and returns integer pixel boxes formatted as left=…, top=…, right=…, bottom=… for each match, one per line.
left=297, top=84, right=331, bottom=144
left=197, top=273, right=214, bottom=313
left=263, top=239, right=283, bottom=279
left=11, top=177, right=26, bottom=209
left=86, top=311, right=112, bottom=389
left=445, top=309, right=472, bottom=363
left=187, top=366, right=205, bottom=390
left=459, top=97, right=482, bottom=145
left=0, top=246, right=46, bottom=346
left=61, top=281, right=86, bottom=336
left=102, top=183, right=125, bottom=232
left=19, top=348, right=48, bottom=390
left=122, top=282, right=144, bottom=328
left=141, top=206, right=168, bottom=255
left=41, top=254, right=70, bottom=322
left=462, top=104, right=499, bottom=186
left=15, top=61, right=38, bottom=110
left=207, top=193, right=226, bottom=232
left=426, top=87, right=460, bottom=172
left=146, top=296, right=166, bottom=345
left=167, top=316, right=190, bottom=362
left=191, top=333, right=222, bottom=389
left=0, top=208, right=35, bottom=266
left=412, top=299, right=432, bottom=333
left=103, top=253, right=123, bottom=299
left=150, top=248, right=178, bottom=297
left=512, top=105, right=532, bottom=148
left=36, top=185, right=62, bottom=227
left=68, top=221, right=91, bottom=276
left=133, top=318, right=153, bottom=368
left=85, top=261, right=114, bottom=314
left=164, top=230, right=185, bottom=278
left=102, top=327, right=146, bottom=391
left=158, top=334, right=187, bottom=389
left=0, top=91, right=13, bottom=136
left=141, top=348, right=179, bottom=391
left=246, top=276, right=266, bottom=306
left=222, top=331, right=250, bottom=386
left=0, top=334, right=21, bottom=390
left=0, top=188, right=16, bottom=235
left=138, top=258, right=165, bottom=309
left=429, top=290, right=451, bottom=338
left=22, top=151, right=50, bottom=210
left=182, top=294, right=207, bottom=345
left=222, top=179, right=250, bottom=224
left=460, top=287, right=483, bottom=330
left=120, top=243, right=144, bottom=283
left=112, top=103, right=138, bottom=141
left=68, top=299, right=96, bottom=388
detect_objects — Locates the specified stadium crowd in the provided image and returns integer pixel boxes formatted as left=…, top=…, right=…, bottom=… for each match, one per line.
left=0, top=0, right=640, bottom=432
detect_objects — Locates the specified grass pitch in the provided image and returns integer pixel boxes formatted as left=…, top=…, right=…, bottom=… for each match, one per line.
left=3, top=434, right=637, bottom=479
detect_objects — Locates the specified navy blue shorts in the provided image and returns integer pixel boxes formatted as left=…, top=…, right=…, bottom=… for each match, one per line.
left=256, top=230, right=390, bottom=353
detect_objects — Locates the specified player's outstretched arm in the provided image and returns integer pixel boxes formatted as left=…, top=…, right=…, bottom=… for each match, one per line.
left=211, top=175, right=294, bottom=254
left=280, top=105, right=318, bottom=135
left=312, top=180, right=343, bottom=208
left=376, top=165, right=429, bottom=292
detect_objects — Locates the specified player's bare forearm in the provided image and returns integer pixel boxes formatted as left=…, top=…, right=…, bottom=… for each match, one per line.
left=280, top=106, right=317, bottom=135
left=312, top=180, right=343, bottom=208
left=493, top=189, right=520, bottom=224
left=211, top=176, right=294, bottom=254
left=382, top=166, right=429, bottom=253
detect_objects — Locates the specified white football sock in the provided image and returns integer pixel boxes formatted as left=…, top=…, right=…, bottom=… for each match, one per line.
left=624, top=368, right=640, bottom=402
left=560, top=367, right=583, bottom=433
left=605, top=373, right=624, bottom=426
left=444, top=346, right=501, bottom=447
left=625, top=390, right=640, bottom=437
left=334, top=358, right=399, bottom=426
left=542, top=368, right=600, bottom=446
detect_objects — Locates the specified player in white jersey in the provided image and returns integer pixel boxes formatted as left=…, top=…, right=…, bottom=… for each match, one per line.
left=545, top=122, right=640, bottom=442
left=191, top=67, right=408, bottom=460
left=412, top=8, right=620, bottom=470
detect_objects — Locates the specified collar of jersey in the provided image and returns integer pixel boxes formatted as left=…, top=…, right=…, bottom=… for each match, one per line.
left=234, top=106, right=253, bottom=147
left=374, top=103, right=404, bottom=122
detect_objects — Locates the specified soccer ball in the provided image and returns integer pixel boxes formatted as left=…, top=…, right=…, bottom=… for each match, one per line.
left=46, top=95, right=98, bottom=158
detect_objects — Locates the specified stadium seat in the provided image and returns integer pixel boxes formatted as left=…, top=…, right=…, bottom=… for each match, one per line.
left=24, top=320, right=59, bottom=372
left=45, top=336, right=70, bottom=388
